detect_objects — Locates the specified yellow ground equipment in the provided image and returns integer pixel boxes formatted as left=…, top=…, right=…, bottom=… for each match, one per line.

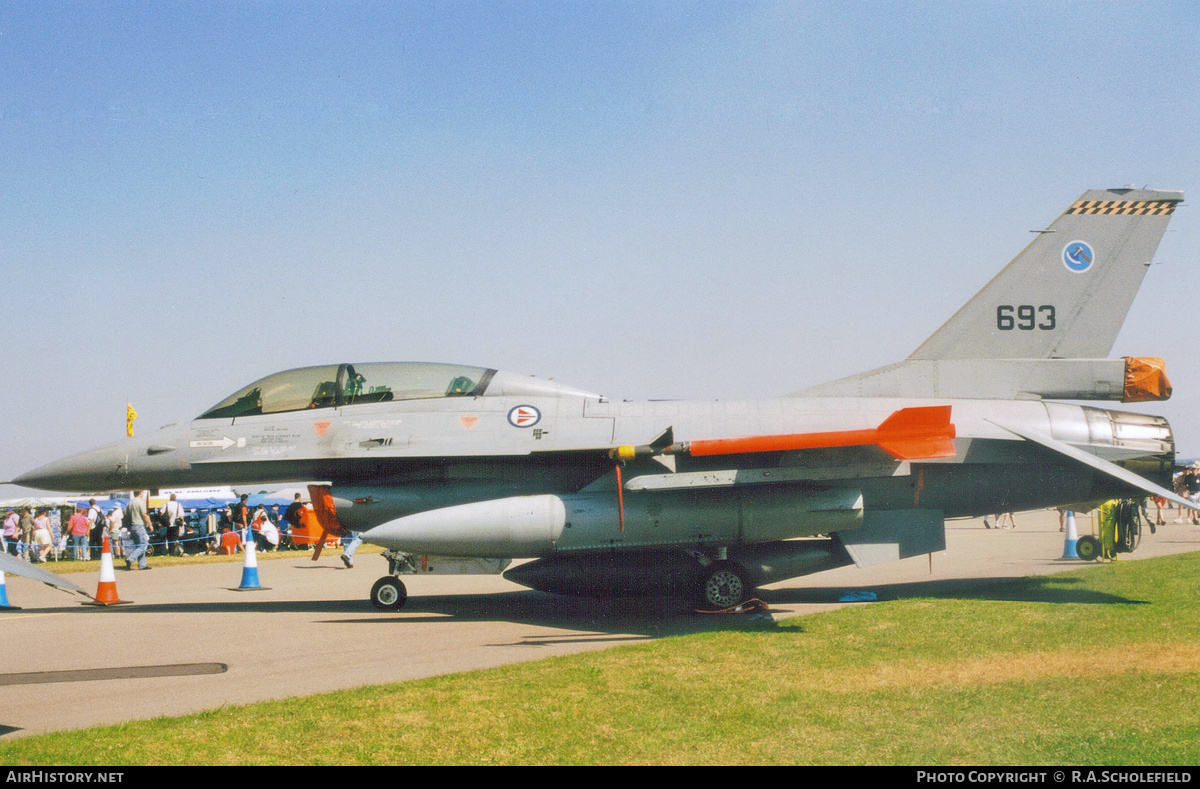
left=1075, top=499, right=1147, bottom=561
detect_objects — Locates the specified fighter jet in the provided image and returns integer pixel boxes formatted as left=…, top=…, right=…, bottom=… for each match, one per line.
left=11, top=188, right=1195, bottom=610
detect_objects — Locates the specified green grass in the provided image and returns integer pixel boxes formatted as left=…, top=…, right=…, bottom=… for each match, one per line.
left=4, top=551, right=1200, bottom=765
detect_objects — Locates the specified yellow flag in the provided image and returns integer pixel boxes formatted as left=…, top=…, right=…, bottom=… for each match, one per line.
left=126, top=403, right=139, bottom=437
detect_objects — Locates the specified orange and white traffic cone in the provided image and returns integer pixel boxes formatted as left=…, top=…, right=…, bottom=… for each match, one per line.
left=83, top=533, right=131, bottom=606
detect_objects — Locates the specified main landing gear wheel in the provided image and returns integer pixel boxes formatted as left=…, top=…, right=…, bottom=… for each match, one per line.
left=1075, top=535, right=1101, bottom=562
left=370, top=576, right=408, bottom=610
left=699, top=563, right=749, bottom=610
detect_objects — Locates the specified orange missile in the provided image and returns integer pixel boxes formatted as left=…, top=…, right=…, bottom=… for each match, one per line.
left=670, top=405, right=956, bottom=461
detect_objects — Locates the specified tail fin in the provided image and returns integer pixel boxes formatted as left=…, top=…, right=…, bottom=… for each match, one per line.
left=794, top=188, right=1183, bottom=401
left=909, top=187, right=1182, bottom=360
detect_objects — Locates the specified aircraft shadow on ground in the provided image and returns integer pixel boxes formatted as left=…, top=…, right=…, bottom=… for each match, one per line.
left=323, top=591, right=779, bottom=638
left=12, top=570, right=1144, bottom=639
left=762, top=574, right=1147, bottom=607
left=14, top=590, right=776, bottom=640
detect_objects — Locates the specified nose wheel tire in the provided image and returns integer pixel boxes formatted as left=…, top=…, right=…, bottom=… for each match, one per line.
left=699, top=563, right=749, bottom=610
left=370, top=576, right=408, bottom=610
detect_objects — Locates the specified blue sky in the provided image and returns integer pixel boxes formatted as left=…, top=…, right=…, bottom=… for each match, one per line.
left=3, top=1, right=1199, bottom=496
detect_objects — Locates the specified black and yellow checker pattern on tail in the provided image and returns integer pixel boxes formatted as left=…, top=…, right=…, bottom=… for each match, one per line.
left=1067, top=199, right=1178, bottom=215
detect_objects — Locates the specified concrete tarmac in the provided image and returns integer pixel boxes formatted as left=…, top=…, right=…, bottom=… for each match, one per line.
left=1, top=508, right=1197, bottom=740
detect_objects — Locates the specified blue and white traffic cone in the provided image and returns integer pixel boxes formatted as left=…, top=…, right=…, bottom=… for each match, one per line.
left=1, top=569, right=20, bottom=610
left=236, top=530, right=267, bottom=590
left=1060, top=510, right=1080, bottom=559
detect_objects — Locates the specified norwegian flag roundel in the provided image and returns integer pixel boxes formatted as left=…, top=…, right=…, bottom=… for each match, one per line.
left=507, top=405, right=541, bottom=428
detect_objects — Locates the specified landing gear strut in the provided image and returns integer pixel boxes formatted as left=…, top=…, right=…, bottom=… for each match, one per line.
left=369, top=549, right=419, bottom=610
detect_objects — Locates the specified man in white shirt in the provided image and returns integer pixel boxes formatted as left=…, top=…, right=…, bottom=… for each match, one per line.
left=107, top=502, right=125, bottom=558
left=165, top=494, right=186, bottom=556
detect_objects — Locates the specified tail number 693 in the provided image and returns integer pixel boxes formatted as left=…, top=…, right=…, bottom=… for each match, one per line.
left=996, top=305, right=1055, bottom=331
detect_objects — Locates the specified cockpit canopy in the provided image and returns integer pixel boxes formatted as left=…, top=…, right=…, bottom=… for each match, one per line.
left=199, top=362, right=495, bottom=419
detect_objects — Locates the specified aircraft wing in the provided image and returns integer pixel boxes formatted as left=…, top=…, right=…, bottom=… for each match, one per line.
left=0, top=552, right=92, bottom=598
left=986, top=418, right=1199, bottom=512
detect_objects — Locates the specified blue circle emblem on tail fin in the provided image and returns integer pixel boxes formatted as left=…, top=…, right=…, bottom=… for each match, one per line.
left=1063, top=241, right=1095, bottom=273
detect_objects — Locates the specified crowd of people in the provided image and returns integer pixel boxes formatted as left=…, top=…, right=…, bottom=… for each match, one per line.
left=1173, top=466, right=1200, bottom=524
left=1, top=492, right=314, bottom=568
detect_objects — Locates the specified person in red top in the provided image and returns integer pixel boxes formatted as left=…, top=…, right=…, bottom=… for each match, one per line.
left=218, top=526, right=242, bottom=555
left=68, top=506, right=90, bottom=561
left=231, top=495, right=250, bottom=544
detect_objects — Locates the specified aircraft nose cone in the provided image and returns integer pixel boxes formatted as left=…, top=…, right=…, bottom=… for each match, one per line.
left=12, top=444, right=131, bottom=492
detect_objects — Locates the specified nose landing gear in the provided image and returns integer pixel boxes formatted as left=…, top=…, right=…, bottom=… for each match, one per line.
left=369, top=549, right=420, bottom=610
left=370, top=576, right=407, bottom=610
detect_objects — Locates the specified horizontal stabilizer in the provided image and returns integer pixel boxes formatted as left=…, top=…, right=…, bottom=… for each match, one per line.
left=986, top=419, right=1199, bottom=512
left=0, top=552, right=91, bottom=597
